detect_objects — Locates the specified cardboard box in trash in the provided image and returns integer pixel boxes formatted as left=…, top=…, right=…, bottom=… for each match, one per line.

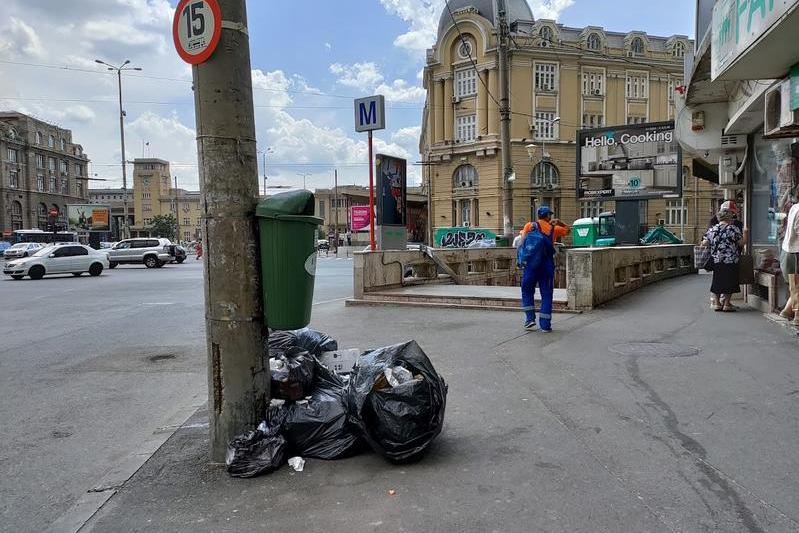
left=318, top=348, right=361, bottom=374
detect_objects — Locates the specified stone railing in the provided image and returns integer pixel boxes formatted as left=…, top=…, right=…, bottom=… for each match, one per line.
left=566, top=244, right=695, bottom=310
left=352, top=247, right=522, bottom=299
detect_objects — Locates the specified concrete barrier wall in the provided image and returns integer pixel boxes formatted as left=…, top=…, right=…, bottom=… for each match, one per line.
left=353, top=248, right=520, bottom=299
left=566, top=245, right=695, bottom=310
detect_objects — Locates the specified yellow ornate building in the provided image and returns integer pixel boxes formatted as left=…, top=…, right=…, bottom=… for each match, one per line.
left=420, top=0, right=722, bottom=242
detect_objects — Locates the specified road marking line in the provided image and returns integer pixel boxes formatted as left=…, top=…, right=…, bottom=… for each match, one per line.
left=313, top=297, right=348, bottom=306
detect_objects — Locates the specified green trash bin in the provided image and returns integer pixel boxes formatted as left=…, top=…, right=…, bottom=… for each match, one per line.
left=256, top=190, right=324, bottom=330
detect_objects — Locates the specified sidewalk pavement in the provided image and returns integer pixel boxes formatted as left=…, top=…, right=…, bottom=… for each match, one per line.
left=81, top=274, right=799, bottom=533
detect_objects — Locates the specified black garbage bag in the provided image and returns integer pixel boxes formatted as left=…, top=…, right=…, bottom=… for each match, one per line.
left=268, top=362, right=362, bottom=460
left=270, top=347, right=315, bottom=401
left=346, top=340, right=447, bottom=463
left=268, top=328, right=338, bottom=356
left=226, top=421, right=288, bottom=478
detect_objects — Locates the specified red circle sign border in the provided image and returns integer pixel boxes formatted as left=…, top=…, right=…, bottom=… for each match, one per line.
left=173, top=0, right=223, bottom=65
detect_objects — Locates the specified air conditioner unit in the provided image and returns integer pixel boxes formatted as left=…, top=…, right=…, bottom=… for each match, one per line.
left=720, top=134, right=746, bottom=148
left=627, top=51, right=635, bottom=58
left=460, top=181, right=468, bottom=188
left=593, top=89, right=602, bottom=96
left=764, top=79, right=799, bottom=138
left=544, top=184, right=554, bottom=191
left=540, top=41, right=550, bottom=48
left=451, top=96, right=461, bottom=104
left=463, top=221, right=471, bottom=227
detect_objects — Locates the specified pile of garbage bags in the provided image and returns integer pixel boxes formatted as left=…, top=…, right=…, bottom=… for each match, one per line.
left=227, top=328, right=447, bottom=478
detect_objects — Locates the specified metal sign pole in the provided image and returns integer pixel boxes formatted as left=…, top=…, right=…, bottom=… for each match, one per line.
left=368, top=130, right=376, bottom=251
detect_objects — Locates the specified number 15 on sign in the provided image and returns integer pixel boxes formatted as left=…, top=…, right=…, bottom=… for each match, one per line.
left=173, top=0, right=222, bottom=65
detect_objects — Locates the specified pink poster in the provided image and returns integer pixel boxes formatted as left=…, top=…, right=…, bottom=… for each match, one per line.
left=350, top=205, right=372, bottom=231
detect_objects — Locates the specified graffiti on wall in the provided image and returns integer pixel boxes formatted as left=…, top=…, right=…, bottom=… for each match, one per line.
left=435, top=227, right=497, bottom=248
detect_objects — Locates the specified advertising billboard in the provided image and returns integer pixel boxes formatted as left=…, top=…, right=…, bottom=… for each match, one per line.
left=350, top=205, right=372, bottom=231
left=67, top=204, right=111, bottom=231
left=375, top=154, right=407, bottom=226
left=577, top=121, right=682, bottom=200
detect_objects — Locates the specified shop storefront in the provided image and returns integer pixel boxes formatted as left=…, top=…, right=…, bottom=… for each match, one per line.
left=748, top=135, right=798, bottom=310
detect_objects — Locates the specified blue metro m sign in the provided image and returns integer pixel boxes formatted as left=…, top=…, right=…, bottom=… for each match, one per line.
left=354, top=95, right=386, bottom=132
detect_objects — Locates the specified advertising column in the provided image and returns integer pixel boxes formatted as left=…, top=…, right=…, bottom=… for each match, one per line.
left=375, top=154, right=407, bottom=250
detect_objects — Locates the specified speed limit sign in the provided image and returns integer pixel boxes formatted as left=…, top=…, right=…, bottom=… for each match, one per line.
left=173, top=0, right=222, bottom=65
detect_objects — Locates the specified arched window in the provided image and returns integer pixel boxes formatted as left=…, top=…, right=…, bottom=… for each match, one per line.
left=631, top=37, right=644, bottom=55
left=453, top=164, right=478, bottom=188
left=38, top=203, right=48, bottom=230
left=673, top=41, right=686, bottom=58
left=587, top=33, right=601, bottom=51
left=532, top=161, right=559, bottom=187
left=540, top=26, right=553, bottom=46
left=11, top=201, right=23, bottom=230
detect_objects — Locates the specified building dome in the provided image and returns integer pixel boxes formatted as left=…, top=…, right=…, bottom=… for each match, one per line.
left=437, top=0, right=534, bottom=39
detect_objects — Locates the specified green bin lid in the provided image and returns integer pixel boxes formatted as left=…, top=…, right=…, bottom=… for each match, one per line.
left=256, top=189, right=316, bottom=218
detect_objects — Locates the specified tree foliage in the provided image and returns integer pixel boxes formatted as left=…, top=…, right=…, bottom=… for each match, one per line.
left=149, top=214, right=176, bottom=240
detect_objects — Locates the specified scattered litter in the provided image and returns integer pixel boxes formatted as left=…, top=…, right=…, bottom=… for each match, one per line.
left=288, top=456, right=305, bottom=472
left=269, top=347, right=315, bottom=401
left=269, top=361, right=362, bottom=460
left=318, top=348, right=361, bottom=375
left=226, top=421, right=287, bottom=478
left=227, top=334, right=447, bottom=478
left=347, top=340, right=448, bottom=463
left=388, top=489, right=397, bottom=496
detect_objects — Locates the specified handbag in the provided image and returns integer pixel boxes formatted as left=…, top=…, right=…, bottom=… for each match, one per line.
left=694, top=245, right=710, bottom=270
left=738, top=253, right=755, bottom=285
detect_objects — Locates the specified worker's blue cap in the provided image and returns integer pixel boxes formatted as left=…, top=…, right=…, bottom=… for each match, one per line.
left=537, top=206, right=553, bottom=218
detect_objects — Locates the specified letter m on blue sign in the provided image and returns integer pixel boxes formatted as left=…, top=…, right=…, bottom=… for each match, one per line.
left=354, top=95, right=386, bottom=132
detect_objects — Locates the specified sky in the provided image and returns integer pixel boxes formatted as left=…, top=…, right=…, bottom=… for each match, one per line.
left=0, top=0, right=695, bottom=192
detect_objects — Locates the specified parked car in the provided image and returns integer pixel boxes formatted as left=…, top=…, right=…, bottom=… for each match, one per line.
left=168, top=244, right=187, bottom=264
left=3, top=242, right=43, bottom=259
left=4, top=244, right=109, bottom=280
left=104, top=238, right=175, bottom=269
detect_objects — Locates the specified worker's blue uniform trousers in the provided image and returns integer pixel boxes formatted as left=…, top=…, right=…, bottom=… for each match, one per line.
left=521, top=262, right=555, bottom=330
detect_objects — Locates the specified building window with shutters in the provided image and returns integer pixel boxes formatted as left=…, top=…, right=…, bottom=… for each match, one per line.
left=37, top=174, right=44, bottom=191
left=49, top=176, right=56, bottom=192
left=580, top=201, right=604, bottom=219
left=36, top=154, right=44, bottom=168
left=61, top=178, right=69, bottom=194
left=10, top=170, right=19, bottom=188
left=48, top=157, right=56, bottom=171
left=665, top=200, right=687, bottom=226
left=582, top=114, right=604, bottom=129
left=456, top=114, right=476, bottom=142
left=626, top=72, right=648, bottom=99
left=534, top=112, right=557, bottom=140
left=60, top=160, right=68, bottom=175
left=534, top=63, right=557, bottom=92
left=7, top=148, right=17, bottom=163
left=582, top=70, right=604, bottom=96
left=454, top=68, right=477, bottom=98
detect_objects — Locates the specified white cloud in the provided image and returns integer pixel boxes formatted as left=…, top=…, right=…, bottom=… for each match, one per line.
left=324, top=42, right=332, bottom=51
left=329, top=62, right=384, bottom=91
left=379, top=0, right=574, bottom=52
left=1, top=17, right=46, bottom=59
left=330, top=62, right=424, bottom=103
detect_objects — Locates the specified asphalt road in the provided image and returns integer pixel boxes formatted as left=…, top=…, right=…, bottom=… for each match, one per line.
left=0, top=255, right=353, bottom=532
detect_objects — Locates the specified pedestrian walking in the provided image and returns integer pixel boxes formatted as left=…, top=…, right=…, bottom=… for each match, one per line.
left=779, top=202, right=799, bottom=325
left=195, top=240, right=203, bottom=260
left=702, top=208, right=746, bottom=312
left=346, top=229, right=352, bottom=246
left=517, top=206, right=565, bottom=332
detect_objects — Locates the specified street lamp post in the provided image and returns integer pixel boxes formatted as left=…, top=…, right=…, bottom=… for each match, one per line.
left=258, top=147, right=274, bottom=196
left=296, top=172, right=311, bottom=191
left=95, top=59, right=141, bottom=240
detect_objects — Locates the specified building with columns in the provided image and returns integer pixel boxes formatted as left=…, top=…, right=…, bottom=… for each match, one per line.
left=420, top=0, right=722, bottom=243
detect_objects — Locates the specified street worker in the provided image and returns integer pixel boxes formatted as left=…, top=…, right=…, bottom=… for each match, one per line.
left=517, top=206, right=568, bottom=332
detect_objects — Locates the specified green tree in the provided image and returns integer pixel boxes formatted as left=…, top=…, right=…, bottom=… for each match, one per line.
left=149, top=214, right=177, bottom=240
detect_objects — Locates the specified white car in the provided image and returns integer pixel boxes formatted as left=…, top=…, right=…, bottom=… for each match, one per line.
left=3, top=244, right=110, bottom=280
left=3, top=242, right=43, bottom=259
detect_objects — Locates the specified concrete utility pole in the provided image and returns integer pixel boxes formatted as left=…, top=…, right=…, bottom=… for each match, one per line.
left=173, top=176, right=181, bottom=243
left=496, top=0, right=514, bottom=241
left=334, top=169, right=339, bottom=253
left=191, top=0, right=268, bottom=462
